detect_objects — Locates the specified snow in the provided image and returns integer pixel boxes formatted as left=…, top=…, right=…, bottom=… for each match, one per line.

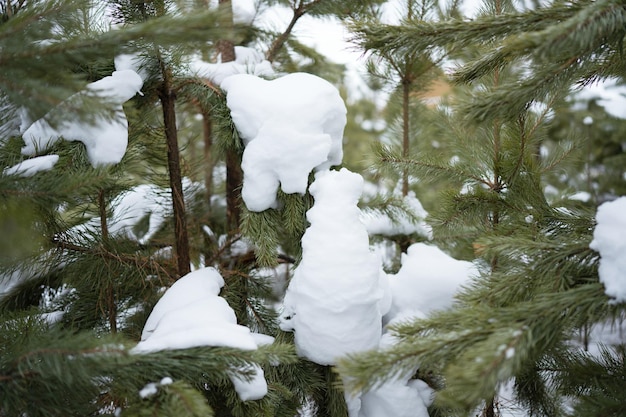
left=138, top=377, right=174, bottom=398
left=108, top=184, right=170, bottom=244
left=0, top=254, right=58, bottom=301
left=222, top=72, right=347, bottom=212
left=361, top=191, right=432, bottom=239
left=132, top=267, right=268, bottom=401
left=217, top=68, right=471, bottom=413
left=21, top=69, right=143, bottom=167
left=190, top=46, right=274, bottom=85
left=505, top=347, right=515, bottom=359
left=114, top=54, right=149, bottom=81
left=280, top=169, right=389, bottom=366
left=574, top=79, right=626, bottom=119
left=232, top=0, right=256, bottom=24
left=40, top=310, right=65, bottom=325
left=61, top=179, right=198, bottom=246
left=139, top=382, right=158, bottom=399
left=590, top=196, right=626, bottom=303
left=569, top=191, right=591, bottom=202
left=358, top=314, right=433, bottom=417
left=4, top=155, right=59, bottom=177
left=585, top=318, right=626, bottom=357
left=385, top=243, right=478, bottom=322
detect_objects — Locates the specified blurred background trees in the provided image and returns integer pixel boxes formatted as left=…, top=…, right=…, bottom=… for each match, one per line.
left=2, top=0, right=626, bottom=416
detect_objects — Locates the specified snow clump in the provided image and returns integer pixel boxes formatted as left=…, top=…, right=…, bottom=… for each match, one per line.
left=221, top=72, right=347, bottom=212
left=190, top=46, right=274, bottom=85
left=4, top=155, right=59, bottom=177
left=132, top=267, right=270, bottom=401
left=280, top=168, right=390, bottom=365
left=21, top=70, right=143, bottom=167
left=385, top=242, right=478, bottom=322
left=358, top=313, right=434, bottom=417
left=590, top=196, right=626, bottom=303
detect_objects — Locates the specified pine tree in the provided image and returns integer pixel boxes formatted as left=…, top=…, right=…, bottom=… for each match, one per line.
left=340, top=0, right=626, bottom=416
left=0, top=1, right=300, bottom=415
left=1, top=1, right=393, bottom=416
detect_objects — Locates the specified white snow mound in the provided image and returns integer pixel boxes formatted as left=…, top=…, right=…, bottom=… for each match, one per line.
left=222, top=72, right=347, bottom=212
left=386, top=243, right=477, bottom=322
left=21, top=70, right=143, bottom=167
left=280, top=169, right=388, bottom=365
left=590, top=196, right=626, bottom=303
left=133, top=267, right=269, bottom=401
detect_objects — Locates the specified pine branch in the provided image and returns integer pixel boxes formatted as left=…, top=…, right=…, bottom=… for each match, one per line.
left=239, top=208, right=281, bottom=268
left=553, top=345, right=626, bottom=416
left=338, top=283, right=610, bottom=409
left=265, top=0, right=310, bottom=63
left=51, top=236, right=175, bottom=282
left=348, top=2, right=583, bottom=57
left=375, top=143, right=491, bottom=187
left=124, top=380, right=215, bottom=417
left=0, top=0, right=230, bottom=119
left=1, top=315, right=298, bottom=416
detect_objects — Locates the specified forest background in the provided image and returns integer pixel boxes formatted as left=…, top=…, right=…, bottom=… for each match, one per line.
left=1, top=0, right=626, bottom=416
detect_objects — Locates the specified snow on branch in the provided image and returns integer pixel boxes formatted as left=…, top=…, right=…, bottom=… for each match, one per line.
left=132, top=267, right=271, bottom=401
left=221, top=72, right=346, bottom=212
left=21, top=70, right=143, bottom=167
left=279, top=169, right=390, bottom=366
left=590, top=196, right=626, bottom=303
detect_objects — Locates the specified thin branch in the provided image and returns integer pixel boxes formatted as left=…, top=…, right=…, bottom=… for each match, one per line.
left=381, top=154, right=493, bottom=188
left=505, top=113, right=527, bottom=187
left=527, top=93, right=558, bottom=140
left=52, top=237, right=175, bottom=283
left=265, top=0, right=324, bottom=62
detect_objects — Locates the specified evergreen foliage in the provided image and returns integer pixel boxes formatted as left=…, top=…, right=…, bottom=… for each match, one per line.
left=3, top=0, right=626, bottom=416
left=0, top=0, right=386, bottom=416
left=340, top=0, right=626, bottom=416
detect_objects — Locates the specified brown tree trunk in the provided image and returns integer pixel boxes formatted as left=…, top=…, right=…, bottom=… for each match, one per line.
left=401, top=79, right=410, bottom=197
left=225, top=148, right=243, bottom=231
left=217, top=0, right=243, bottom=232
left=98, top=189, right=117, bottom=334
left=483, top=397, right=497, bottom=417
left=160, top=71, right=191, bottom=277
left=203, top=114, right=214, bottom=209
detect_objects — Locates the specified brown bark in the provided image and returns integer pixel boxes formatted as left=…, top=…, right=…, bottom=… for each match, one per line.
left=98, top=189, right=109, bottom=242
left=401, top=79, right=410, bottom=197
left=217, top=0, right=243, bottom=233
left=483, top=397, right=497, bottom=417
left=160, top=73, right=191, bottom=277
left=203, top=114, right=214, bottom=209
left=98, top=189, right=117, bottom=334
left=265, top=6, right=305, bottom=63
left=225, top=147, right=243, bottom=231
left=215, top=39, right=236, bottom=63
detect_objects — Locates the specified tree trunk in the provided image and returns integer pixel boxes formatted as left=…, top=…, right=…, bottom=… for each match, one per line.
left=225, top=148, right=242, bottom=231
left=160, top=76, right=191, bottom=277
left=98, top=189, right=117, bottom=334
left=483, top=397, right=497, bottom=417
left=217, top=0, right=243, bottom=233
left=401, top=79, right=410, bottom=197
left=203, top=114, right=213, bottom=209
